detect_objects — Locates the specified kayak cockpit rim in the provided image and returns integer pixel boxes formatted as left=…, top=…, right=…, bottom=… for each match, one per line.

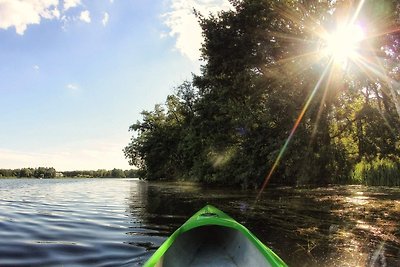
left=143, top=205, right=287, bottom=267
left=155, top=224, right=272, bottom=267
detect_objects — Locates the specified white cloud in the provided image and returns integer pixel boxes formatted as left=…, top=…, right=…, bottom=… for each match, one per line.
left=63, top=0, right=81, bottom=11
left=33, top=65, right=40, bottom=71
left=163, top=0, right=233, bottom=61
left=0, top=0, right=60, bottom=35
left=0, top=0, right=94, bottom=34
left=66, top=83, right=79, bottom=90
left=102, top=12, right=109, bottom=26
left=79, top=10, right=91, bottom=23
left=52, top=7, right=60, bottom=18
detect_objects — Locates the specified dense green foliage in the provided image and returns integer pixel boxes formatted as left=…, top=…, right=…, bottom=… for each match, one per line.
left=125, top=0, right=400, bottom=187
left=0, top=167, right=56, bottom=178
left=351, top=157, right=400, bottom=186
left=0, top=168, right=138, bottom=178
left=62, top=168, right=137, bottom=178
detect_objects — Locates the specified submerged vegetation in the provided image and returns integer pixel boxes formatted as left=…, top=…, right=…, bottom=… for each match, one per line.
left=125, top=0, right=400, bottom=187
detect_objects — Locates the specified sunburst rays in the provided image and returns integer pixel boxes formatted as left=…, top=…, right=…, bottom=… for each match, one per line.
left=256, top=0, right=397, bottom=200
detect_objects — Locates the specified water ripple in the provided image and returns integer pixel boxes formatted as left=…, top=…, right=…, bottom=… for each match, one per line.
left=0, top=178, right=161, bottom=266
left=1, top=179, right=399, bottom=266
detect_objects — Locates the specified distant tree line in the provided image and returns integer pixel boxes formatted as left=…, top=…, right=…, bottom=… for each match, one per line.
left=125, top=0, right=400, bottom=187
left=0, top=167, right=56, bottom=178
left=62, top=168, right=138, bottom=178
left=0, top=168, right=138, bottom=179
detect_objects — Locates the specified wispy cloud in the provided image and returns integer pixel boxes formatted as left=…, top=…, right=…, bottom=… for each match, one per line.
left=102, top=12, right=109, bottom=26
left=163, top=0, right=233, bottom=61
left=0, top=0, right=60, bottom=35
left=66, top=83, right=79, bottom=90
left=79, top=10, right=91, bottom=23
left=0, top=138, right=131, bottom=171
left=0, top=148, right=54, bottom=169
left=63, top=0, right=81, bottom=11
left=33, top=65, right=40, bottom=71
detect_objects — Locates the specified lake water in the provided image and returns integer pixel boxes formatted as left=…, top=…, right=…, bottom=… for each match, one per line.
left=0, top=178, right=399, bottom=266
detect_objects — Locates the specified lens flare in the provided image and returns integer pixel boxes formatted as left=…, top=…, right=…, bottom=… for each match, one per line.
left=256, top=58, right=333, bottom=201
left=324, top=24, right=365, bottom=66
left=255, top=0, right=399, bottom=201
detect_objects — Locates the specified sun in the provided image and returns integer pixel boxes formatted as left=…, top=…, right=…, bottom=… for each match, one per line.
left=322, top=24, right=365, bottom=67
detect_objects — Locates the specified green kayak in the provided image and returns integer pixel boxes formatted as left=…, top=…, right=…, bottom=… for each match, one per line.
left=144, top=205, right=287, bottom=267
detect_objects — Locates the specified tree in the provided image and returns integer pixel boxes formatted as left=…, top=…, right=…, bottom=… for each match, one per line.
left=125, top=0, right=400, bottom=187
left=111, top=168, right=126, bottom=178
left=20, top=168, right=34, bottom=178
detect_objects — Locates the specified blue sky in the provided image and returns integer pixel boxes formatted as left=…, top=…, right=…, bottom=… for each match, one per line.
left=0, top=0, right=231, bottom=171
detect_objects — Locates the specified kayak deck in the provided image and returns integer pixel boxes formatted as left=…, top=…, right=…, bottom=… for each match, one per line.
left=145, top=205, right=287, bottom=267
left=191, top=243, right=237, bottom=267
left=156, top=225, right=271, bottom=267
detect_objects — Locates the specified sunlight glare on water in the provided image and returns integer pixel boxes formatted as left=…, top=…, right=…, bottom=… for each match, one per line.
left=0, top=180, right=399, bottom=266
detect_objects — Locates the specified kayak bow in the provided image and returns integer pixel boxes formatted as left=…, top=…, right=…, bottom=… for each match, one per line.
left=144, top=205, right=287, bottom=267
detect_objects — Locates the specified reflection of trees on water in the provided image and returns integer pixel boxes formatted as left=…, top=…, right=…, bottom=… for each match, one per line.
left=127, top=182, right=400, bottom=266
left=252, top=186, right=400, bottom=266
left=128, top=182, right=210, bottom=232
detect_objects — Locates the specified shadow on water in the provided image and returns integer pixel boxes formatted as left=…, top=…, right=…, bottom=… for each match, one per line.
left=0, top=179, right=397, bottom=266
left=131, top=182, right=400, bottom=267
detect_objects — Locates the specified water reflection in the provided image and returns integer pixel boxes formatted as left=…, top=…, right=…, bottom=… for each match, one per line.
left=133, top=183, right=400, bottom=266
left=0, top=179, right=150, bottom=267
left=0, top=179, right=398, bottom=266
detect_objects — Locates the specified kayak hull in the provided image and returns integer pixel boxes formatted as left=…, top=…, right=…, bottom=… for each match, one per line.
left=144, top=205, right=287, bottom=267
